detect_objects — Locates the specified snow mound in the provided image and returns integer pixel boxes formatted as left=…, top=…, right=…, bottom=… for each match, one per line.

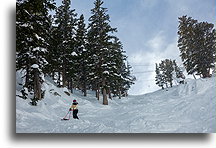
left=16, top=73, right=216, bottom=133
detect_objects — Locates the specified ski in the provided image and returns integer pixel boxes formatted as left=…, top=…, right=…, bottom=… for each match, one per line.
left=61, top=118, right=69, bottom=121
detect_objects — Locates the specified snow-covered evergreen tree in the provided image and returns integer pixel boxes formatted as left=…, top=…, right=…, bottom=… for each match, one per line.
left=54, top=0, right=77, bottom=88
left=178, top=15, right=215, bottom=78
left=87, top=0, right=117, bottom=105
left=192, top=22, right=215, bottom=77
left=120, top=62, right=136, bottom=97
left=16, top=0, right=55, bottom=105
left=173, top=60, right=185, bottom=84
left=155, top=63, right=165, bottom=89
left=74, top=14, right=89, bottom=96
left=108, top=38, right=125, bottom=99
left=46, top=16, right=61, bottom=81
left=156, top=59, right=185, bottom=89
left=164, top=59, right=174, bottom=87
left=178, top=16, right=197, bottom=77
left=87, top=0, right=135, bottom=104
left=108, top=38, right=135, bottom=99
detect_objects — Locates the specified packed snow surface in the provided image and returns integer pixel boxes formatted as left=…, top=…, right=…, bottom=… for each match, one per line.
left=16, top=75, right=216, bottom=133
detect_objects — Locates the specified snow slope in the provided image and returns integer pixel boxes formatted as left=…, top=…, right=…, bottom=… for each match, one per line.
left=16, top=74, right=216, bottom=133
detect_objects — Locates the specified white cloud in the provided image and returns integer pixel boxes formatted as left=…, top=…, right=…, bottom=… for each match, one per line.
left=128, top=32, right=182, bottom=95
left=146, top=31, right=166, bottom=51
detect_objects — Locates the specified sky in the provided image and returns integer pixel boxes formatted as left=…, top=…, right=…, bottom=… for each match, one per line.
left=56, top=0, right=216, bottom=95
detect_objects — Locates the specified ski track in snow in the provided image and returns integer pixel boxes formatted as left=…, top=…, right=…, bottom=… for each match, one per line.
left=16, top=76, right=216, bottom=133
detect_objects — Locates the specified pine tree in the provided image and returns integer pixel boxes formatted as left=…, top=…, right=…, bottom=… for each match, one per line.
left=178, top=16, right=197, bottom=76
left=46, top=16, right=60, bottom=80
left=108, top=37, right=126, bottom=99
left=74, top=14, right=89, bottom=96
left=54, top=0, right=77, bottom=88
left=120, top=62, right=136, bottom=97
left=164, top=59, right=174, bottom=87
left=178, top=15, right=215, bottom=78
left=16, top=0, right=55, bottom=105
left=193, top=22, right=215, bottom=77
left=159, top=61, right=168, bottom=88
left=156, top=59, right=186, bottom=89
left=157, top=59, right=174, bottom=89
left=155, top=63, right=165, bottom=89
left=109, top=39, right=135, bottom=98
left=16, top=0, right=33, bottom=95
left=87, top=0, right=117, bottom=105
left=173, top=60, right=185, bottom=84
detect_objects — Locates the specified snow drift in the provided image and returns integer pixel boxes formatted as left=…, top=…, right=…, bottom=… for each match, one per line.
left=16, top=72, right=216, bottom=133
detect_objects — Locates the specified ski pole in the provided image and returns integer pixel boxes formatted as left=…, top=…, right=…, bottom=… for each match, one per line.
left=68, top=111, right=72, bottom=120
left=63, top=110, right=70, bottom=119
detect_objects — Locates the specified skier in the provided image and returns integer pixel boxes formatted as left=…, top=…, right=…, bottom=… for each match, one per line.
left=70, top=99, right=79, bottom=119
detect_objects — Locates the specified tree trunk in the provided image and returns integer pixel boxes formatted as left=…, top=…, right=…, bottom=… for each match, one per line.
left=213, top=67, right=215, bottom=74
left=97, top=88, right=100, bottom=100
left=95, top=89, right=98, bottom=99
left=24, top=65, right=30, bottom=89
left=193, top=74, right=196, bottom=79
left=118, top=87, right=121, bottom=99
left=52, top=72, right=55, bottom=81
left=62, top=65, right=66, bottom=87
left=33, top=69, right=41, bottom=100
left=83, top=81, right=87, bottom=97
left=96, top=84, right=100, bottom=100
left=102, top=79, right=108, bottom=105
left=67, top=79, right=70, bottom=89
left=202, top=69, right=210, bottom=78
left=57, top=71, right=61, bottom=86
left=82, top=63, right=87, bottom=96
left=165, top=83, right=168, bottom=88
left=125, top=91, right=128, bottom=97
left=70, top=78, right=73, bottom=93
left=107, top=87, right=112, bottom=100
left=103, top=87, right=108, bottom=105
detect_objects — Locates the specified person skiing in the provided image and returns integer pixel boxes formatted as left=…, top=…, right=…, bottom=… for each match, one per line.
left=70, top=99, right=79, bottom=119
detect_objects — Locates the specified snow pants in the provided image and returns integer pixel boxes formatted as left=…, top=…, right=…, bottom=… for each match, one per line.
left=73, top=109, right=79, bottom=119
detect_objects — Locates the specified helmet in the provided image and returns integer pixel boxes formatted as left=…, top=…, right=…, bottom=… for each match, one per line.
left=73, top=99, right=77, bottom=102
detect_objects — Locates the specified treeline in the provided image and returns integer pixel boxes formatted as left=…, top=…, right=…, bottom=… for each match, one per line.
left=155, top=16, right=215, bottom=89
left=155, top=59, right=185, bottom=89
left=16, top=0, right=135, bottom=105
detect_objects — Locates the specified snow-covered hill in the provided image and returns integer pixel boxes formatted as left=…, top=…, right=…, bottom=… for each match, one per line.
left=16, top=73, right=216, bottom=133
